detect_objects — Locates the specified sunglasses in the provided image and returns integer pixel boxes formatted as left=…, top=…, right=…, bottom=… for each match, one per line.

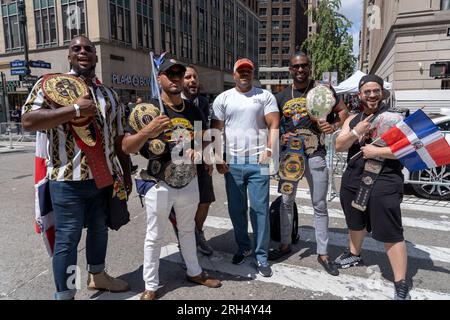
left=362, top=88, right=382, bottom=97
left=71, top=45, right=95, bottom=53
left=291, top=63, right=310, bottom=70
left=162, top=69, right=185, bottom=79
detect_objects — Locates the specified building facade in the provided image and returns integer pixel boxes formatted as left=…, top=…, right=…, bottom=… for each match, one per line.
left=257, top=0, right=308, bottom=93
left=0, top=0, right=259, bottom=121
left=359, top=0, right=450, bottom=91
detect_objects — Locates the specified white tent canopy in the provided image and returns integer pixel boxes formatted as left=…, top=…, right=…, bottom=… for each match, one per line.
left=334, top=70, right=392, bottom=94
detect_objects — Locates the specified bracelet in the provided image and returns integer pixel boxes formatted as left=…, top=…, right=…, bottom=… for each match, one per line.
left=351, top=128, right=360, bottom=138
left=73, top=104, right=81, bottom=118
left=265, top=147, right=273, bottom=153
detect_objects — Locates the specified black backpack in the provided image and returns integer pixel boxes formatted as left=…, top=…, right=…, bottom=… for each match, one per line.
left=269, top=196, right=300, bottom=244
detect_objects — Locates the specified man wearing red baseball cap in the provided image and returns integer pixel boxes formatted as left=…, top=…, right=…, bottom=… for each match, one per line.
left=211, top=58, right=280, bottom=277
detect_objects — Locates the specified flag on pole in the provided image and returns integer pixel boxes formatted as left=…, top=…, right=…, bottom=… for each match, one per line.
left=150, top=52, right=166, bottom=114
left=34, top=131, right=55, bottom=257
left=381, top=109, right=450, bottom=172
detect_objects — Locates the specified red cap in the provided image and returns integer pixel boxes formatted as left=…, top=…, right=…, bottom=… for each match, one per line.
left=233, top=58, right=254, bottom=73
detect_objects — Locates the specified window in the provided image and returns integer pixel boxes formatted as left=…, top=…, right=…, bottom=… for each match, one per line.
left=198, top=0, right=208, bottom=64
left=161, top=0, right=176, bottom=54
left=259, top=8, right=266, bottom=16
left=259, top=47, right=266, bottom=54
left=2, top=0, right=22, bottom=52
left=137, top=0, right=154, bottom=49
left=211, top=5, right=220, bottom=67
left=179, top=0, right=192, bottom=60
left=260, top=21, right=267, bottom=29
left=282, top=46, right=290, bottom=54
left=442, top=0, right=450, bottom=10
left=110, top=0, right=131, bottom=44
left=34, top=0, right=57, bottom=47
left=442, top=80, right=450, bottom=90
left=282, top=20, right=290, bottom=29
left=282, top=59, right=289, bottom=67
left=271, top=34, right=280, bottom=42
left=260, top=60, right=267, bottom=67
left=282, top=8, right=290, bottom=15
left=282, top=33, right=290, bottom=41
left=272, top=21, right=280, bottom=29
left=259, top=34, right=266, bottom=42
left=61, top=0, right=86, bottom=43
left=271, top=8, right=279, bottom=15
left=223, top=0, right=234, bottom=71
left=272, top=59, right=280, bottom=66
left=271, top=47, right=279, bottom=54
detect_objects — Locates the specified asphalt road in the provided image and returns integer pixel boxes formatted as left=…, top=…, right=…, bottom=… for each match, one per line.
left=0, top=144, right=449, bottom=301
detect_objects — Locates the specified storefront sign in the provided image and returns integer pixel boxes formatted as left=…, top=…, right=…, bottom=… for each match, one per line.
left=112, top=74, right=151, bottom=87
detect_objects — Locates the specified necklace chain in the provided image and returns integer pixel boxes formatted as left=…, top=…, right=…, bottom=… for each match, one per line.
left=165, top=99, right=185, bottom=113
left=291, top=81, right=311, bottom=100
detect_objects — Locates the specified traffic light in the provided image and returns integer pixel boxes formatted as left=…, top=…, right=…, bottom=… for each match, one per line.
left=430, top=62, right=450, bottom=78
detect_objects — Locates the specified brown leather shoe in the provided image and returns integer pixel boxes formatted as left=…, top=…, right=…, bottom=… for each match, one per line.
left=187, top=272, right=222, bottom=288
left=140, top=290, right=157, bottom=300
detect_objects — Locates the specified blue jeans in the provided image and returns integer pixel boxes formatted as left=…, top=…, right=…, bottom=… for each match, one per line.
left=49, top=180, right=110, bottom=300
left=224, top=162, right=270, bottom=264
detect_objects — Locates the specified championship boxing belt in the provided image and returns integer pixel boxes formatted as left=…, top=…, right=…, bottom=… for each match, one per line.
left=278, top=135, right=306, bottom=195
left=305, top=85, right=336, bottom=122
left=42, top=74, right=113, bottom=189
left=351, top=157, right=385, bottom=212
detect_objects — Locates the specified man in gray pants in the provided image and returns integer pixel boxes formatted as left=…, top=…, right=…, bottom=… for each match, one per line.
left=270, top=52, right=348, bottom=276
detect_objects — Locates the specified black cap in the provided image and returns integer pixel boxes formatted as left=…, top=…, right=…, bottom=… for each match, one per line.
left=359, top=74, right=384, bottom=90
left=158, top=57, right=186, bottom=74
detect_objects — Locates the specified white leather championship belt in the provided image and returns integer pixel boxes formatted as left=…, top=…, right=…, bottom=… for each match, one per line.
left=278, top=135, right=306, bottom=195
left=129, top=104, right=197, bottom=188
left=42, top=74, right=113, bottom=189
left=305, top=85, right=335, bottom=122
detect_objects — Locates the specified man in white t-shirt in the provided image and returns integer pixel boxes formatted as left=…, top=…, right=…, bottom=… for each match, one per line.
left=211, top=58, right=280, bottom=277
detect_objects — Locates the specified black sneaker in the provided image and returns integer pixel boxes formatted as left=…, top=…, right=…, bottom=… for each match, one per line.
left=318, top=255, right=339, bottom=276
left=256, top=261, right=273, bottom=277
left=394, top=280, right=411, bottom=300
left=334, top=250, right=363, bottom=269
left=231, top=249, right=252, bottom=265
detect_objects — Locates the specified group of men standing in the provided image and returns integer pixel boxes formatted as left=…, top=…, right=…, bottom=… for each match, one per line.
left=21, top=35, right=410, bottom=301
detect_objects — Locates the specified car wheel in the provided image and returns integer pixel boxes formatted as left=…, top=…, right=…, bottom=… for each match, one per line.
left=411, top=165, right=450, bottom=200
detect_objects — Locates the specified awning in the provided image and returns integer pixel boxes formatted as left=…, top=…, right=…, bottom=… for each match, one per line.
left=334, top=70, right=392, bottom=94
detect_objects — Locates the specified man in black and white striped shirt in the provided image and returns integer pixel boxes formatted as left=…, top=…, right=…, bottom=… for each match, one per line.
left=22, top=36, right=131, bottom=300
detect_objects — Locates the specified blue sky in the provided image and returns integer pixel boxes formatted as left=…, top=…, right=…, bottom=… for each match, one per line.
left=338, top=0, right=363, bottom=58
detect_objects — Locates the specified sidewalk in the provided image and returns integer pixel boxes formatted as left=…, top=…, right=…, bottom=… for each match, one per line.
left=0, top=141, right=35, bottom=154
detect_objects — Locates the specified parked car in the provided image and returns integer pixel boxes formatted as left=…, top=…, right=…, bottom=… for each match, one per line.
left=403, top=111, right=450, bottom=200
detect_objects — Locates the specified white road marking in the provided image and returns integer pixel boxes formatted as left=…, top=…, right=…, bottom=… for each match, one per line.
left=159, top=243, right=450, bottom=300
left=204, top=216, right=450, bottom=264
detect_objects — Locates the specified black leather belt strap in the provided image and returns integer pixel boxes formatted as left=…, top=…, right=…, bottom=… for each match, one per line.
left=351, top=158, right=384, bottom=212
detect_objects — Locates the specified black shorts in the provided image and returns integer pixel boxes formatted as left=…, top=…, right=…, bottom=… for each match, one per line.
left=197, top=164, right=215, bottom=204
left=340, top=186, right=404, bottom=243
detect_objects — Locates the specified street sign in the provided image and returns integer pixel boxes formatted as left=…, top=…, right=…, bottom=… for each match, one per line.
left=11, top=68, right=29, bottom=76
left=22, top=75, right=38, bottom=82
left=29, top=60, right=51, bottom=69
left=10, top=60, right=26, bottom=68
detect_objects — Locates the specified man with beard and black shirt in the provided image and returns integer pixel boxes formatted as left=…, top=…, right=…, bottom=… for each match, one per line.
left=334, top=75, right=410, bottom=300
left=270, top=52, right=348, bottom=276
left=122, top=57, right=221, bottom=300
left=21, top=35, right=131, bottom=300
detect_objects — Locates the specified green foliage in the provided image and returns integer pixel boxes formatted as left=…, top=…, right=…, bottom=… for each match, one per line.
left=302, top=0, right=356, bottom=82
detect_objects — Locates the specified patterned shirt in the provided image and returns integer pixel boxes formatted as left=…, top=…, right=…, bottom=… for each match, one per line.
left=22, top=74, right=126, bottom=182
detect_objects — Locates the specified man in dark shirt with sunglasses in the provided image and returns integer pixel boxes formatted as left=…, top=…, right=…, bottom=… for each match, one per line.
left=271, top=52, right=348, bottom=276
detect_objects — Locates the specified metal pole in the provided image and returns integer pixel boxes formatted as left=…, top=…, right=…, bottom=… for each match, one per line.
left=18, top=0, right=31, bottom=78
left=0, top=72, right=7, bottom=123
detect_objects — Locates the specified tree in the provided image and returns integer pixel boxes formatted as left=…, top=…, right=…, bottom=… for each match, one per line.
left=302, top=0, right=356, bottom=82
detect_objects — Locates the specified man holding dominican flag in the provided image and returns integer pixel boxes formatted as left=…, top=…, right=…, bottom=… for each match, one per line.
left=334, top=74, right=412, bottom=300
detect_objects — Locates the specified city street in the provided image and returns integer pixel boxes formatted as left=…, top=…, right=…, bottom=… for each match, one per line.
left=0, top=142, right=449, bottom=301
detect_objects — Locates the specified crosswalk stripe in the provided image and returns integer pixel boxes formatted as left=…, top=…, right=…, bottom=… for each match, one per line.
left=294, top=205, right=450, bottom=233
left=269, top=186, right=450, bottom=215
left=204, top=216, right=450, bottom=265
left=159, top=243, right=450, bottom=300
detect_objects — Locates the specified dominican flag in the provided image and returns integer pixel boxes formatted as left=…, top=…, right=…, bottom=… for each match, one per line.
left=34, top=131, right=55, bottom=257
left=381, top=109, right=450, bottom=172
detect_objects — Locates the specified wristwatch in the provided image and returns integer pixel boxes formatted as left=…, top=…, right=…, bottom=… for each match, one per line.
left=73, top=104, right=81, bottom=118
